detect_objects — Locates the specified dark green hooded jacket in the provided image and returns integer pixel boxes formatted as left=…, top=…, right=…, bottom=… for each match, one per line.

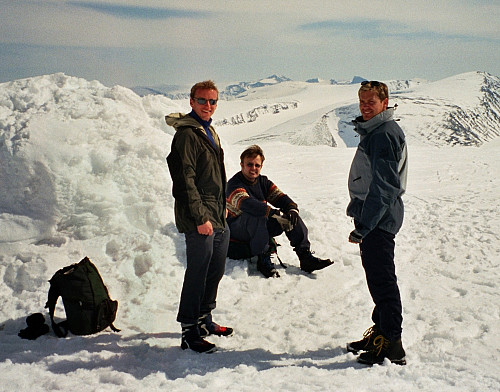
left=166, top=113, right=227, bottom=233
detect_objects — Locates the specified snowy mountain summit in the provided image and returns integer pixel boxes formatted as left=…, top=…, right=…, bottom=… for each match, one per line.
left=0, top=71, right=499, bottom=391
left=0, top=70, right=499, bottom=243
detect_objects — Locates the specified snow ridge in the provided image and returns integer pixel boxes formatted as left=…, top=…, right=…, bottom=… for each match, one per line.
left=215, top=101, right=299, bottom=126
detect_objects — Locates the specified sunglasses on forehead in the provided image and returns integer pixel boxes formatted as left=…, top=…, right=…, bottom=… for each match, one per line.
left=361, top=80, right=381, bottom=86
left=193, top=97, right=218, bottom=105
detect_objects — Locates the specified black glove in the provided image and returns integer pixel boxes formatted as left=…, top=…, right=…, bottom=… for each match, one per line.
left=348, top=230, right=363, bottom=244
left=18, top=313, right=50, bottom=340
left=287, top=209, right=299, bottom=227
left=269, top=209, right=281, bottom=217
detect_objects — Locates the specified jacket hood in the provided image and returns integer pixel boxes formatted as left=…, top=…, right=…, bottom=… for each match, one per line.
left=165, top=112, right=203, bottom=130
left=352, top=107, right=396, bottom=136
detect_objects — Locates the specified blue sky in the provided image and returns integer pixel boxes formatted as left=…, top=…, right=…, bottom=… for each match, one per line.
left=1, top=0, right=499, bottom=88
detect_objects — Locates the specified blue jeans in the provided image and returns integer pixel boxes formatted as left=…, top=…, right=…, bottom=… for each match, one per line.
left=360, top=228, right=403, bottom=341
left=176, top=223, right=230, bottom=325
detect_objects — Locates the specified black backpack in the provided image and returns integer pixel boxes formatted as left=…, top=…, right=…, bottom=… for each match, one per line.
left=45, top=257, right=120, bottom=337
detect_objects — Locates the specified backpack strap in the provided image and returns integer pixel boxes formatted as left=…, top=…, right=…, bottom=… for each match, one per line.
left=45, top=283, right=69, bottom=338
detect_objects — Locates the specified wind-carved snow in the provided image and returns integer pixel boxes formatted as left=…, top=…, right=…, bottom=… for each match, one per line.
left=236, top=109, right=338, bottom=147
left=331, top=72, right=500, bottom=147
left=392, top=73, right=500, bottom=146
left=214, top=101, right=299, bottom=126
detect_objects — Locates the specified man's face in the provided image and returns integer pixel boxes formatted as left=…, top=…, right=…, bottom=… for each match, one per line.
left=359, top=90, right=388, bottom=121
left=240, top=155, right=263, bottom=182
left=190, top=88, right=218, bottom=121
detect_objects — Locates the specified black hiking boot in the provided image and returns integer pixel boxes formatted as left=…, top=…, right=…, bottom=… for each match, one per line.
left=296, top=248, right=333, bottom=273
left=346, top=325, right=381, bottom=354
left=257, top=252, right=280, bottom=278
left=181, top=324, right=216, bottom=353
left=198, top=313, right=233, bottom=338
left=357, top=335, right=406, bottom=366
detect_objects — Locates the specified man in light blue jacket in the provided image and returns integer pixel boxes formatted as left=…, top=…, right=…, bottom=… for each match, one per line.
left=345, top=81, right=408, bottom=366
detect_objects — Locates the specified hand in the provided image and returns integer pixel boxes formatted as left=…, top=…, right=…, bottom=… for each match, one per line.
left=287, top=209, right=299, bottom=227
left=271, top=212, right=293, bottom=232
left=348, top=230, right=363, bottom=244
left=269, top=209, right=281, bottom=217
left=197, top=221, right=213, bottom=236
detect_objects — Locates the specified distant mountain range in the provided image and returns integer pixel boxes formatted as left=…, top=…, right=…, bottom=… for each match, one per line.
left=210, top=71, right=499, bottom=147
left=1, top=71, right=499, bottom=151
left=131, top=74, right=426, bottom=100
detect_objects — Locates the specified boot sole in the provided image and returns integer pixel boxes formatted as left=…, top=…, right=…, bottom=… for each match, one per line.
left=357, top=356, right=406, bottom=366
left=181, top=341, right=217, bottom=354
left=346, top=343, right=361, bottom=354
left=300, top=261, right=334, bottom=273
left=200, top=330, right=234, bottom=338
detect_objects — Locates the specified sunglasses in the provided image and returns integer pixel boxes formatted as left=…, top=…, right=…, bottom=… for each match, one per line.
left=361, top=80, right=381, bottom=86
left=193, top=97, right=218, bottom=105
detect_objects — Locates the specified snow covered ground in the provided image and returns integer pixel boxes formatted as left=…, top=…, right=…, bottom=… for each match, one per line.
left=0, top=73, right=499, bottom=391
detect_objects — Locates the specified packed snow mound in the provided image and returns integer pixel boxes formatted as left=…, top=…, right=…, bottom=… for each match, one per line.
left=0, top=73, right=181, bottom=243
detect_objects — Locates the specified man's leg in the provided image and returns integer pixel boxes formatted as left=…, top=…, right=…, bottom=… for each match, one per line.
left=200, top=224, right=230, bottom=315
left=229, top=214, right=281, bottom=278
left=229, top=214, right=272, bottom=256
left=177, top=230, right=215, bottom=325
left=360, top=228, right=402, bottom=341
left=285, top=217, right=332, bottom=272
left=355, top=228, right=406, bottom=365
left=198, top=223, right=233, bottom=337
left=281, top=216, right=310, bottom=250
left=177, top=230, right=219, bottom=353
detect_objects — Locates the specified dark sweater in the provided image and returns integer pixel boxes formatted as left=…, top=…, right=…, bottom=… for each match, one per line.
left=226, top=172, right=297, bottom=224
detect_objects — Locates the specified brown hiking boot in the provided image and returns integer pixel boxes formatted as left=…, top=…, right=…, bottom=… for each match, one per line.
left=357, top=334, right=406, bottom=366
left=346, top=325, right=381, bottom=354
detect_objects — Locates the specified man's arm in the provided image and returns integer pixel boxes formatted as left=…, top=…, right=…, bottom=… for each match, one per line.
left=173, top=129, right=211, bottom=227
left=226, top=187, right=275, bottom=217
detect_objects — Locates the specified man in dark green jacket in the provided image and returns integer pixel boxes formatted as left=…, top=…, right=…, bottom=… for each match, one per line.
left=166, top=80, right=232, bottom=353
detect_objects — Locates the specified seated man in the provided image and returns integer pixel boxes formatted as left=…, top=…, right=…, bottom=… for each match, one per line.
left=226, top=145, right=333, bottom=278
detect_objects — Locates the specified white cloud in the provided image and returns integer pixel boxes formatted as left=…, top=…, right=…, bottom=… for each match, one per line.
left=0, top=0, right=498, bottom=86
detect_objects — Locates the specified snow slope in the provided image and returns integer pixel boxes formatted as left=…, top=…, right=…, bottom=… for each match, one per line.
left=0, top=72, right=499, bottom=391
left=215, top=71, right=500, bottom=148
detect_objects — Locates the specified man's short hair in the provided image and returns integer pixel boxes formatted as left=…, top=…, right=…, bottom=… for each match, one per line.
left=358, top=81, right=389, bottom=101
left=190, top=80, right=219, bottom=99
left=240, top=145, right=265, bottom=163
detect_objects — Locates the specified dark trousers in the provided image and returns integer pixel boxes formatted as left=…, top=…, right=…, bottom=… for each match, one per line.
left=228, top=213, right=310, bottom=256
left=360, top=228, right=403, bottom=341
left=176, top=223, right=230, bottom=325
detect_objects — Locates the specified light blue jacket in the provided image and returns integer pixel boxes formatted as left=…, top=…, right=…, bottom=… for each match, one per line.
left=347, top=108, right=408, bottom=237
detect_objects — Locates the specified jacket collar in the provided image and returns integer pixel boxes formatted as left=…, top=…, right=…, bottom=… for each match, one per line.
left=188, top=110, right=212, bottom=129
left=165, top=112, right=203, bottom=130
left=352, top=107, right=395, bottom=136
